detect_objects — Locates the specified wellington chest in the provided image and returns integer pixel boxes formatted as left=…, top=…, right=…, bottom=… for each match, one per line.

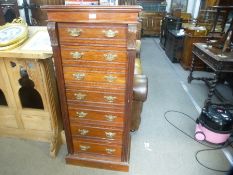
left=42, top=5, right=141, bottom=171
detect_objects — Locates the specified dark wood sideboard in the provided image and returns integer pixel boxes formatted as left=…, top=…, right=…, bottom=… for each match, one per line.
left=42, top=5, right=141, bottom=171
left=0, top=0, right=19, bottom=25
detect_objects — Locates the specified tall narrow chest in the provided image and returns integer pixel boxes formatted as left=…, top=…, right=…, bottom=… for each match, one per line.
left=43, top=5, right=141, bottom=171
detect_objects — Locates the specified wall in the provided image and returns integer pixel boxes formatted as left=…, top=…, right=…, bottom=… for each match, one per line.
left=17, top=0, right=32, bottom=23
left=165, top=0, right=200, bottom=18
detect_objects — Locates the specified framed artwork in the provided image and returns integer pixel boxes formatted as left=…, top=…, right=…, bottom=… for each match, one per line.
left=170, top=0, right=188, bottom=12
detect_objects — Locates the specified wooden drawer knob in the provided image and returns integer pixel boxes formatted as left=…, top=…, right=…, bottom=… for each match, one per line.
left=74, top=93, right=86, bottom=100
left=105, top=132, right=116, bottom=139
left=104, top=53, right=117, bottom=61
left=105, top=148, right=116, bottom=154
left=67, top=28, right=82, bottom=37
left=79, top=129, right=89, bottom=136
left=70, top=51, right=84, bottom=59
left=102, top=30, right=118, bottom=38
left=104, top=75, right=117, bottom=83
left=80, top=145, right=90, bottom=151
left=105, top=115, right=117, bottom=122
left=73, top=72, right=85, bottom=80
left=76, top=111, right=88, bottom=118
left=104, top=96, right=117, bottom=103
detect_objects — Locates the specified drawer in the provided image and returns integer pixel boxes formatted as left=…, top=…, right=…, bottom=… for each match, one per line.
left=68, top=106, right=124, bottom=127
left=60, top=45, right=128, bottom=64
left=66, top=89, right=125, bottom=106
left=63, top=66, right=126, bottom=85
left=71, top=124, right=123, bottom=142
left=58, top=23, right=127, bottom=46
left=73, top=139, right=122, bottom=159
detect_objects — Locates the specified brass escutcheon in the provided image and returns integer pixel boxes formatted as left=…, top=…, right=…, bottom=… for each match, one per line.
left=74, top=93, right=86, bottom=100
left=105, top=132, right=116, bottom=139
left=105, top=115, right=117, bottom=122
left=76, top=111, right=87, bottom=118
left=73, top=72, right=85, bottom=80
left=104, top=75, right=117, bottom=83
left=79, top=129, right=89, bottom=136
left=102, top=30, right=118, bottom=38
left=70, top=51, right=84, bottom=59
left=80, top=145, right=90, bottom=151
left=104, top=96, right=117, bottom=103
left=103, top=53, right=117, bottom=61
left=67, top=28, right=82, bottom=37
left=105, top=148, right=116, bottom=154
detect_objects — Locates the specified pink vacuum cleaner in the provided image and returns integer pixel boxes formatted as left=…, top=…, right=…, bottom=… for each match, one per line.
left=195, top=105, right=233, bottom=144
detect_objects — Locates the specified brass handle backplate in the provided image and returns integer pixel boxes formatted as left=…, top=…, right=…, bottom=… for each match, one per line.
left=74, top=93, right=86, bottom=100
left=104, top=96, right=117, bottom=103
left=80, top=145, right=90, bottom=151
left=67, top=28, right=82, bottom=37
left=70, top=51, right=84, bottom=59
left=105, top=115, right=117, bottom=122
left=105, top=148, right=116, bottom=154
left=105, top=132, right=116, bottom=139
left=104, top=75, right=117, bottom=83
left=76, top=111, right=88, bottom=118
left=79, top=129, right=89, bottom=136
left=73, top=73, right=85, bottom=80
left=102, top=30, right=118, bottom=38
left=104, top=53, right=117, bottom=61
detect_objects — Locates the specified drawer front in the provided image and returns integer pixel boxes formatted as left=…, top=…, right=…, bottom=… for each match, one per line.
left=63, top=67, right=126, bottom=85
left=68, top=106, right=124, bottom=127
left=58, top=23, right=127, bottom=45
left=71, top=124, right=123, bottom=142
left=61, top=45, right=128, bottom=64
left=66, top=89, right=125, bottom=106
left=73, top=139, right=122, bottom=158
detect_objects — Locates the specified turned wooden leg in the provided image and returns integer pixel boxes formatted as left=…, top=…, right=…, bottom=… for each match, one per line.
left=204, top=72, right=219, bottom=106
left=188, top=55, right=196, bottom=84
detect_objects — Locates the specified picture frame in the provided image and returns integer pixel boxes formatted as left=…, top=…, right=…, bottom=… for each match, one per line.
left=170, top=0, right=188, bottom=12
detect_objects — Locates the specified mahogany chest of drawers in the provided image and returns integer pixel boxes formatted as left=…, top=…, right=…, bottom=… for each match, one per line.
left=42, top=5, right=141, bottom=171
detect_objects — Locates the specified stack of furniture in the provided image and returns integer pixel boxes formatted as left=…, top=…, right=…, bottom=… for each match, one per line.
left=138, top=0, right=166, bottom=36
left=43, top=5, right=142, bottom=171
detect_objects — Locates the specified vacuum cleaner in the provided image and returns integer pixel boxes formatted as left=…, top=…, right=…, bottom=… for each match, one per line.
left=195, top=105, right=233, bottom=144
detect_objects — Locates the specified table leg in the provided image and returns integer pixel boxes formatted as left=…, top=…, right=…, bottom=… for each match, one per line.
left=204, top=72, right=219, bottom=106
left=188, top=54, right=196, bottom=84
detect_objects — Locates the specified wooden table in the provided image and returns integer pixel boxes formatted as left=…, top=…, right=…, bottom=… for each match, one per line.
left=0, top=26, right=62, bottom=158
left=188, top=43, right=233, bottom=106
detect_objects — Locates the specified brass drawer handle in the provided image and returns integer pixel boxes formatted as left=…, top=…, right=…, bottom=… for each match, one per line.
left=80, top=145, right=90, bottom=151
left=102, top=30, right=118, bottom=38
left=76, top=111, right=87, bottom=118
left=67, top=28, right=82, bottom=37
left=70, top=51, right=84, bottom=59
left=104, top=75, right=117, bottom=83
left=105, top=132, right=116, bottom=139
left=105, top=148, right=116, bottom=154
left=79, top=129, right=89, bottom=136
left=104, top=96, right=117, bottom=103
left=74, top=93, right=86, bottom=100
left=104, top=53, right=117, bottom=61
left=73, top=73, right=85, bottom=80
left=105, top=115, right=117, bottom=122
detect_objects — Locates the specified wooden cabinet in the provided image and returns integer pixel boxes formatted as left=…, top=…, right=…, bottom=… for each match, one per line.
left=0, top=27, right=62, bottom=158
left=180, top=34, right=208, bottom=70
left=165, top=30, right=184, bottom=63
left=43, top=5, right=141, bottom=171
left=141, top=12, right=165, bottom=36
